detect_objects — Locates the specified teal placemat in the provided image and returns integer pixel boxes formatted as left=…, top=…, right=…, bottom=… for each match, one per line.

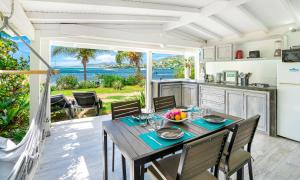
left=120, top=114, right=165, bottom=127
left=120, top=116, right=141, bottom=126
left=139, top=126, right=195, bottom=150
left=192, top=118, right=234, bottom=131
left=185, top=106, right=200, bottom=112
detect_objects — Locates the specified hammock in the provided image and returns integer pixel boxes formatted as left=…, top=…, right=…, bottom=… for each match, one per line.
left=0, top=2, right=54, bottom=179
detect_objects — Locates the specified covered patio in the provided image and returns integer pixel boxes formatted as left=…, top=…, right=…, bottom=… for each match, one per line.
left=1, top=0, right=300, bottom=180
left=34, top=116, right=300, bottom=180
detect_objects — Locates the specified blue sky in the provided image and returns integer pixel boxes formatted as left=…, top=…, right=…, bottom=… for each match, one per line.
left=1, top=33, right=31, bottom=60
left=2, top=33, right=177, bottom=68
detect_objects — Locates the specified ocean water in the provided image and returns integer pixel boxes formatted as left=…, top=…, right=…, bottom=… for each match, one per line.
left=51, top=67, right=176, bottom=84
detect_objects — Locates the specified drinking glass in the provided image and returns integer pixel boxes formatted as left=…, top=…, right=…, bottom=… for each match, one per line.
left=203, top=108, right=212, bottom=116
left=148, top=118, right=156, bottom=131
left=153, top=118, right=163, bottom=130
left=139, top=114, right=148, bottom=127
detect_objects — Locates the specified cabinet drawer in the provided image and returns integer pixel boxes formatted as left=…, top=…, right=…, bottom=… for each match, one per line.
left=201, top=99, right=225, bottom=113
left=200, top=93, right=225, bottom=103
left=201, top=86, right=225, bottom=96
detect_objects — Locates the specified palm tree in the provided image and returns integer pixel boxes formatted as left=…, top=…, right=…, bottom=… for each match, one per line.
left=52, top=46, right=100, bottom=81
left=115, top=51, right=143, bottom=76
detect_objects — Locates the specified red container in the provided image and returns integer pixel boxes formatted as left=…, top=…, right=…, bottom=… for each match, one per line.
left=235, top=50, right=243, bottom=59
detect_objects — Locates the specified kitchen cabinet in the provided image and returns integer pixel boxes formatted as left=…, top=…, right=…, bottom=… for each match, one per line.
left=199, top=86, right=225, bottom=113
left=160, top=83, right=182, bottom=106
left=203, top=46, right=216, bottom=61
left=182, top=84, right=198, bottom=107
left=226, top=90, right=244, bottom=118
left=244, top=92, right=268, bottom=132
left=216, top=44, right=233, bottom=61
left=152, top=80, right=276, bottom=135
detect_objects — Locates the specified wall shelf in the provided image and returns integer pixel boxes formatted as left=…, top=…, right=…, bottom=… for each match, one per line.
left=206, top=57, right=281, bottom=63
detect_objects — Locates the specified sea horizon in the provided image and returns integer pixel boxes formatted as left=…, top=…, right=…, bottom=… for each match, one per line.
left=51, top=67, right=176, bottom=84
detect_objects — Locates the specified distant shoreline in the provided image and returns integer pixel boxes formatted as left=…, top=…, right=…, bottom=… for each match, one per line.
left=51, top=67, right=176, bottom=84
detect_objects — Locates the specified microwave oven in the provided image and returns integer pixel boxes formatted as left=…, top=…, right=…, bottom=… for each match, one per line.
left=282, top=49, right=300, bottom=62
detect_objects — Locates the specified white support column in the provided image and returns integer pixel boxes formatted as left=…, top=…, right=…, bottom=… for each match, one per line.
left=194, top=49, right=201, bottom=80
left=29, top=36, right=51, bottom=136
left=40, top=38, right=51, bottom=136
left=30, top=39, right=41, bottom=121
left=146, top=51, right=153, bottom=112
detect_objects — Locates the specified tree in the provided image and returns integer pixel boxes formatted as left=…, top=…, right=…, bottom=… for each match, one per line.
left=52, top=46, right=102, bottom=81
left=0, top=34, right=30, bottom=142
left=115, top=51, right=143, bottom=76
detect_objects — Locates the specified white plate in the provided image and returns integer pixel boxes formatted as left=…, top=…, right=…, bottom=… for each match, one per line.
left=156, top=127, right=184, bottom=139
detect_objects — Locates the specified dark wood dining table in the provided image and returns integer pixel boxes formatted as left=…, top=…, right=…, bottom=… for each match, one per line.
left=102, top=111, right=244, bottom=180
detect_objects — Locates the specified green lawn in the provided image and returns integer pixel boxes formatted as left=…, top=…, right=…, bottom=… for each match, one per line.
left=51, top=85, right=143, bottom=96
left=50, top=85, right=144, bottom=121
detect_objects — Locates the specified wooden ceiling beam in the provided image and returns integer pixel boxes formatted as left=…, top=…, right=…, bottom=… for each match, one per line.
left=58, top=24, right=203, bottom=48
left=237, top=5, right=269, bottom=33
left=279, top=0, right=300, bottom=22
left=163, top=0, right=251, bottom=31
left=0, top=0, right=35, bottom=39
left=21, top=0, right=202, bottom=14
left=209, top=15, right=243, bottom=37
left=27, top=12, right=179, bottom=24
left=169, top=29, right=207, bottom=42
left=185, top=23, right=222, bottom=40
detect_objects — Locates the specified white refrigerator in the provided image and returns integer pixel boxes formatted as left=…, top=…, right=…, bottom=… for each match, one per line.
left=277, top=63, right=300, bottom=142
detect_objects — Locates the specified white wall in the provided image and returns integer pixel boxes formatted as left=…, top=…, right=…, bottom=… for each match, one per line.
left=286, top=31, right=300, bottom=48
left=206, top=60, right=280, bottom=86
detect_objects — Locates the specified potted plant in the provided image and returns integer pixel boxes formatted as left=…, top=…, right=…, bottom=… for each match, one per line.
left=184, top=57, right=193, bottom=79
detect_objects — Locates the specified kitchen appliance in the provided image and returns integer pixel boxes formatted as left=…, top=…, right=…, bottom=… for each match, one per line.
left=239, top=72, right=251, bottom=86
left=277, top=63, right=300, bottom=142
left=223, top=71, right=238, bottom=84
left=215, top=73, right=223, bottom=83
left=274, top=40, right=282, bottom=57
left=248, top=51, right=260, bottom=58
left=249, top=83, right=269, bottom=88
left=235, top=50, right=244, bottom=59
left=282, top=48, right=300, bottom=62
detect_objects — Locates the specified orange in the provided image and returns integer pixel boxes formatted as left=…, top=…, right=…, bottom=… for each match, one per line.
left=175, top=115, right=181, bottom=120
left=180, top=112, right=187, bottom=119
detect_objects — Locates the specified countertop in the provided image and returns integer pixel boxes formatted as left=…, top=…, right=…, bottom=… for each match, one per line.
left=152, top=79, right=277, bottom=92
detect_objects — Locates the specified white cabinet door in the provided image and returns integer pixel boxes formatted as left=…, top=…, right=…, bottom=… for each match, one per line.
left=216, top=44, right=233, bottom=61
left=203, top=46, right=216, bottom=61
left=161, top=84, right=182, bottom=106
left=226, top=90, right=244, bottom=118
left=182, top=84, right=198, bottom=107
left=244, top=92, right=268, bottom=132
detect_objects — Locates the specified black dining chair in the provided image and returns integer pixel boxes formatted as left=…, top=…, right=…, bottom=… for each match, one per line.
left=111, top=100, right=142, bottom=180
left=220, top=115, right=260, bottom=180
left=153, top=95, right=176, bottom=112
left=147, top=130, right=229, bottom=180
left=51, top=94, right=74, bottom=119
left=72, top=91, right=103, bottom=116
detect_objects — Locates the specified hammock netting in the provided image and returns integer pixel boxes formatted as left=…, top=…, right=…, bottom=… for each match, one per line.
left=0, top=9, right=52, bottom=179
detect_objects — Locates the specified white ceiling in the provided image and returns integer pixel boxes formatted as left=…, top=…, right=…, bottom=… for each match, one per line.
left=10, top=0, right=300, bottom=49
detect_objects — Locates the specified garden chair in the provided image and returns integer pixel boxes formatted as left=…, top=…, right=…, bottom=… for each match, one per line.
left=111, top=100, right=142, bottom=179
left=220, top=115, right=260, bottom=180
left=147, top=130, right=229, bottom=180
left=153, top=95, right=176, bottom=112
left=72, top=91, right=103, bottom=116
left=50, top=94, right=74, bottom=119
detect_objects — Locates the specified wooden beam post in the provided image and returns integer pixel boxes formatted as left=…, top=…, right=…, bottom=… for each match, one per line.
left=146, top=51, right=153, bottom=112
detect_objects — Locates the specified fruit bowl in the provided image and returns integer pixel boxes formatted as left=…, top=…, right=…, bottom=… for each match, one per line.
left=164, top=108, right=189, bottom=123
